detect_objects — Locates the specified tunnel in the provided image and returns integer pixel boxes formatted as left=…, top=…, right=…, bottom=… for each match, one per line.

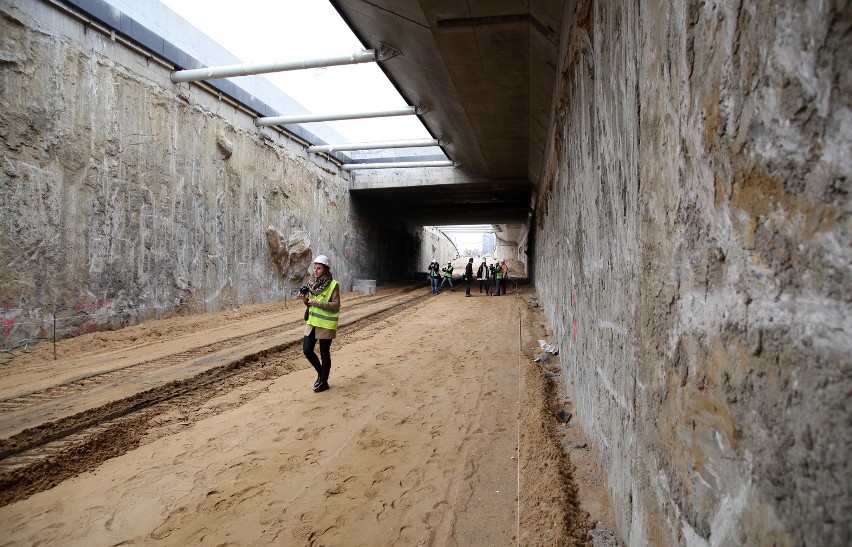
left=0, top=0, right=849, bottom=545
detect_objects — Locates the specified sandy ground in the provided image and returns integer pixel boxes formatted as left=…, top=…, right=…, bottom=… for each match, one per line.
left=0, top=283, right=618, bottom=546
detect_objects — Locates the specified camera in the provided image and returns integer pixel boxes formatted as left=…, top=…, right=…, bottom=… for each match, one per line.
left=299, top=286, right=309, bottom=296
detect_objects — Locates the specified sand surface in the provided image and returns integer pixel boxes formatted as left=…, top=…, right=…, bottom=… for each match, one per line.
left=0, top=284, right=616, bottom=545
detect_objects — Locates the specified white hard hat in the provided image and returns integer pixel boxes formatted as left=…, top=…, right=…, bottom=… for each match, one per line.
left=313, top=255, right=330, bottom=266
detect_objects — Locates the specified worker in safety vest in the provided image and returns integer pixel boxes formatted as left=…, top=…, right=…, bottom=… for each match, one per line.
left=493, top=258, right=504, bottom=296
left=428, top=259, right=442, bottom=294
left=300, top=254, right=340, bottom=393
left=500, top=260, right=509, bottom=295
left=440, top=261, right=455, bottom=292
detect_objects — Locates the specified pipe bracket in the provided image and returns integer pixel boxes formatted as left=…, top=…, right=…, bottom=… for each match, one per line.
left=376, top=42, right=402, bottom=61
left=415, top=103, right=435, bottom=115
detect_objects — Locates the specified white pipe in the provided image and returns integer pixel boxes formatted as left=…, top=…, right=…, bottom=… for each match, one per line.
left=341, top=161, right=454, bottom=170
left=436, top=225, right=495, bottom=232
left=256, top=106, right=416, bottom=126
left=171, top=49, right=376, bottom=83
left=309, top=138, right=439, bottom=153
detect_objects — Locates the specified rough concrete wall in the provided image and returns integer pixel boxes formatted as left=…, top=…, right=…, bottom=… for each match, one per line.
left=347, top=217, right=422, bottom=284
left=0, top=2, right=415, bottom=342
left=535, top=0, right=850, bottom=545
left=535, top=0, right=642, bottom=540
left=419, top=227, right=459, bottom=271
left=515, top=225, right=531, bottom=274
left=495, top=236, right=520, bottom=263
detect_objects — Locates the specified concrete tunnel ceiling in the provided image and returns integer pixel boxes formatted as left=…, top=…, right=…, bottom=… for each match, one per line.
left=330, top=0, right=565, bottom=230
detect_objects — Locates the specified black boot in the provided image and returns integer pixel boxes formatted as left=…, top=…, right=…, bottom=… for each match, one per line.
left=314, top=360, right=331, bottom=392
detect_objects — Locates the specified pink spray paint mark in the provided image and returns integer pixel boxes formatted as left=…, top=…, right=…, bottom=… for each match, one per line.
left=572, top=317, right=577, bottom=341
left=2, top=318, right=14, bottom=337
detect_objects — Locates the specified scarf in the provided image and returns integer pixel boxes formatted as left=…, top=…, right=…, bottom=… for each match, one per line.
left=307, top=271, right=333, bottom=296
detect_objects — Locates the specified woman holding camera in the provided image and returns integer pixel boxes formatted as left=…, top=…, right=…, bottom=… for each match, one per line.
left=300, top=254, right=340, bottom=393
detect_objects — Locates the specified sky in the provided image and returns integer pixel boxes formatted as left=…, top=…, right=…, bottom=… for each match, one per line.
left=153, top=1, right=488, bottom=237
left=451, top=234, right=487, bottom=253
left=156, top=0, right=432, bottom=143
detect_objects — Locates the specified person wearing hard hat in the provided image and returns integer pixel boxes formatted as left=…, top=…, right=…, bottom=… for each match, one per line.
left=500, top=260, right=509, bottom=295
left=299, top=254, right=340, bottom=393
left=492, top=258, right=503, bottom=296
left=428, top=258, right=441, bottom=294
left=440, top=261, right=455, bottom=292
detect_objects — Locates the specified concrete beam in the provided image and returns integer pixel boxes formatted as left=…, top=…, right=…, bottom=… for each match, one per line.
left=349, top=168, right=528, bottom=190
left=349, top=178, right=532, bottom=226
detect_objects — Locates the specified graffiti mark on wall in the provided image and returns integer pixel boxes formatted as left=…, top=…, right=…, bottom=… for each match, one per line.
left=2, top=307, right=21, bottom=338
left=74, top=295, right=115, bottom=335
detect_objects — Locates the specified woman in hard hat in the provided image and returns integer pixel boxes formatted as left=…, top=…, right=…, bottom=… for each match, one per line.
left=300, top=254, right=340, bottom=393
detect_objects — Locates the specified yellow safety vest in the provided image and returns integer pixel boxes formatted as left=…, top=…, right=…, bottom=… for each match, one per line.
left=307, top=280, right=340, bottom=330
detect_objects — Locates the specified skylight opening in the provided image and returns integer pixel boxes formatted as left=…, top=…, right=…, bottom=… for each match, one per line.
left=436, top=225, right=496, bottom=257
left=154, top=0, right=435, bottom=145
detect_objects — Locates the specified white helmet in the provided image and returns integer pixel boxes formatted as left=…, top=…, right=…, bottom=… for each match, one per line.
left=313, top=255, right=330, bottom=266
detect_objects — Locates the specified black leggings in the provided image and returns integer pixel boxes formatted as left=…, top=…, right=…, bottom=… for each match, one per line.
left=303, top=328, right=333, bottom=381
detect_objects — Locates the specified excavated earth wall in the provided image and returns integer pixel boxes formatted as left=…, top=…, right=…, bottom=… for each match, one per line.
left=0, top=2, right=418, bottom=343
left=534, top=1, right=850, bottom=545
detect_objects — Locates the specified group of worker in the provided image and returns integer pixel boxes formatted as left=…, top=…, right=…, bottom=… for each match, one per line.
left=427, top=258, right=509, bottom=297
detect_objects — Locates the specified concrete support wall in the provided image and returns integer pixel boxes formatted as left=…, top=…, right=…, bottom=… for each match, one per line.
left=494, top=236, right=519, bottom=263
left=420, top=227, right=458, bottom=271
left=534, top=1, right=850, bottom=545
left=0, top=1, right=416, bottom=342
